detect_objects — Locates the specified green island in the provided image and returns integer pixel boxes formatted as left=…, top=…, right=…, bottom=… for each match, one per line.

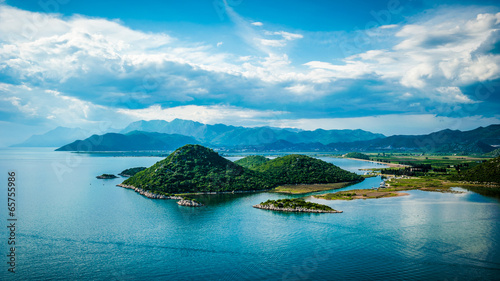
left=250, top=154, right=363, bottom=186
left=96, top=174, right=118, bottom=179
left=253, top=198, right=342, bottom=213
left=119, top=144, right=363, bottom=199
left=119, top=167, right=147, bottom=177
left=343, top=152, right=370, bottom=160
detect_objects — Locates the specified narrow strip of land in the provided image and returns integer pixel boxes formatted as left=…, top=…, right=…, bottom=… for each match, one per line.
left=270, top=182, right=357, bottom=194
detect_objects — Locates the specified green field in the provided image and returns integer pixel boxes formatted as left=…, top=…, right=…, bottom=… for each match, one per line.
left=365, top=153, right=491, bottom=177
left=271, top=182, right=354, bottom=194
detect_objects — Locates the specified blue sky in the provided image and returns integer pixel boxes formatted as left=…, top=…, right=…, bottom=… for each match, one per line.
left=1, top=0, right=500, bottom=145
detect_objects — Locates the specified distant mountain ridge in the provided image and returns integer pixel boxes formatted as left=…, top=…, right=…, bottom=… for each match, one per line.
left=328, top=125, right=500, bottom=154
left=11, top=126, right=93, bottom=147
left=53, top=119, right=500, bottom=154
left=120, top=119, right=385, bottom=146
left=56, top=131, right=198, bottom=151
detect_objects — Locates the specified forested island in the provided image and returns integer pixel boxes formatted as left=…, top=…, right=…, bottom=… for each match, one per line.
left=97, top=174, right=118, bottom=179
left=253, top=198, right=342, bottom=213
left=119, top=144, right=362, bottom=198
left=344, top=152, right=370, bottom=160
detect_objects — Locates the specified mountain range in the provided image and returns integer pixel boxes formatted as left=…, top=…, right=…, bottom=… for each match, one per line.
left=217, top=125, right=500, bottom=154
left=328, top=125, right=500, bottom=154
left=56, top=131, right=198, bottom=151
left=11, top=126, right=94, bottom=147
left=31, top=119, right=500, bottom=154
left=120, top=119, right=385, bottom=146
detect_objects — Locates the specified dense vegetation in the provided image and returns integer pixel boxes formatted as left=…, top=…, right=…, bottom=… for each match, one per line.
left=123, top=145, right=273, bottom=193
left=344, top=152, right=370, bottom=160
left=119, top=167, right=147, bottom=177
left=234, top=155, right=269, bottom=169
left=253, top=154, right=363, bottom=186
left=96, top=174, right=118, bottom=179
left=457, top=156, right=500, bottom=183
left=258, top=198, right=335, bottom=211
left=122, top=145, right=363, bottom=195
left=485, top=148, right=500, bottom=157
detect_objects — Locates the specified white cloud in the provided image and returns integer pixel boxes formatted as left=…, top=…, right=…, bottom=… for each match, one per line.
left=0, top=4, right=499, bottom=138
left=259, top=38, right=286, bottom=47
left=0, top=83, right=119, bottom=128
left=380, top=24, right=398, bottom=29
left=251, top=22, right=263, bottom=26
left=303, top=9, right=500, bottom=102
left=4, top=96, right=38, bottom=116
left=117, top=104, right=288, bottom=126
left=265, top=31, right=303, bottom=41
left=435, top=87, right=477, bottom=104
left=285, top=84, right=314, bottom=95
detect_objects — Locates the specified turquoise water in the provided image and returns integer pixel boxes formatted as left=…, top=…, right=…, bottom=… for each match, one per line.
left=0, top=148, right=499, bottom=280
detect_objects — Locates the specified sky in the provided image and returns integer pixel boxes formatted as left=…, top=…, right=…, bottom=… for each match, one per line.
left=1, top=0, right=500, bottom=146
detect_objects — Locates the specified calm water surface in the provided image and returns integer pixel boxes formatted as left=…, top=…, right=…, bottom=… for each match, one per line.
left=0, top=148, right=499, bottom=280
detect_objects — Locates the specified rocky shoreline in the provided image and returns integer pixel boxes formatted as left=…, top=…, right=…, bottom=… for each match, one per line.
left=252, top=204, right=343, bottom=213
left=116, top=184, right=183, bottom=199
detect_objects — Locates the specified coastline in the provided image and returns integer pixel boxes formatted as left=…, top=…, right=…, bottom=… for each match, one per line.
left=116, top=184, right=183, bottom=199
left=117, top=183, right=273, bottom=199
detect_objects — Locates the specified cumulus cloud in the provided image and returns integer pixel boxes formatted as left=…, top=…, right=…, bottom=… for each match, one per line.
left=117, top=104, right=289, bottom=127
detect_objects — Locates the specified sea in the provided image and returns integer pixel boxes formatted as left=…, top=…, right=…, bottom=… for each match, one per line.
left=0, top=148, right=499, bottom=280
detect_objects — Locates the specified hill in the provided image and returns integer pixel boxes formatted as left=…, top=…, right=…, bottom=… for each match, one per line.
left=56, top=131, right=198, bottom=151
left=122, top=145, right=273, bottom=193
left=459, top=156, right=500, bottom=183
left=234, top=155, right=269, bottom=169
left=12, top=127, right=93, bottom=147
left=485, top=148, right=500, bottom=157
left=252, top=154, right=363, bottom=186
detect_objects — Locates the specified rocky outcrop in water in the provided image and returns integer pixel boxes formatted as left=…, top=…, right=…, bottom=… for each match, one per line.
left=177, top=199, right=203, bottom=207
